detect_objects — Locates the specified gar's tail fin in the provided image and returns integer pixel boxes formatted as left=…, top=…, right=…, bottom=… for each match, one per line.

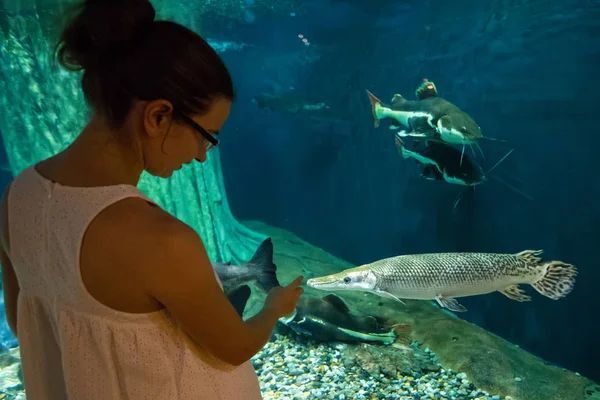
left=366, top=90, right=382, bottom=128
left=391, top=323, right=413, bottom=350
left=248, top=237, right=280, bottom=293
left=531, top=261, right=578, bottom=300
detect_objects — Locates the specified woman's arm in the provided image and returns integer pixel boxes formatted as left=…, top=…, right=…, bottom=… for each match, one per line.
left=103, top=201, right=301, bottom=366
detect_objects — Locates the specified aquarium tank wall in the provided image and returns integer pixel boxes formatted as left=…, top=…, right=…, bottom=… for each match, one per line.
left=0, top=0, right=599, bottom=399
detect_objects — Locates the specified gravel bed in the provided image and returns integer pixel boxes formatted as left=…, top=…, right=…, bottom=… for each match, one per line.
left=0, top=337, right=514, bottom=400
left=252, top=334, right=513, bottom=400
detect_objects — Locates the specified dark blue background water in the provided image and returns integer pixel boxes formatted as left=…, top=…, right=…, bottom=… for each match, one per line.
left=211, top=0, right=600, bottom=382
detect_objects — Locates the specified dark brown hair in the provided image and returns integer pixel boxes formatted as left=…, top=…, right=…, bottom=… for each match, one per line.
left=54, top=0, right=235, bottom=128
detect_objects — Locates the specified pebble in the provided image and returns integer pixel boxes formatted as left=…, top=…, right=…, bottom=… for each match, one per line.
left=251, top=334, right=506, bottom=400
left=0, top=348, right=24, bottom=400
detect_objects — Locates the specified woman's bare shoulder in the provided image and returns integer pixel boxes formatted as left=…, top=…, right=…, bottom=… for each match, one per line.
left=87, top=195, right=203, bottom=268
left=81, top=196, right=202, bottom=313
left=94, top=196, right=194, bottom=240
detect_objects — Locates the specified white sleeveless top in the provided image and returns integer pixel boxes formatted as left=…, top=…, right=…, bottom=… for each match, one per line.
left=7, top=165, right=262, bottom=400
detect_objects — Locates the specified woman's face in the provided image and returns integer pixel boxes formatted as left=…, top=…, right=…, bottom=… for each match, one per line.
left=140, top=97, right=231, bottom=178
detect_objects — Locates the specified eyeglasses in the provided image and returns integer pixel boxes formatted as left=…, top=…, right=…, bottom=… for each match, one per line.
left=177, top=113, right=219, bottom=151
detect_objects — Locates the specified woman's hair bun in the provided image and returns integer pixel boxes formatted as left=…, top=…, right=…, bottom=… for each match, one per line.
left=55, top=0, right=156, bottom=71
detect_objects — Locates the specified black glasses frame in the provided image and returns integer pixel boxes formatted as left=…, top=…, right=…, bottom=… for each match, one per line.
left=177, top=113, right=219, bottom=151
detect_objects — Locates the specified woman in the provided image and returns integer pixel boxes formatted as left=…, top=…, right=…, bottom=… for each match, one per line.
left=0, top=0, right=303, bottom=398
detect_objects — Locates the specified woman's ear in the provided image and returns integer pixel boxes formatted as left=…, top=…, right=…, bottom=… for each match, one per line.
left=143, top=99, right=175, bottom=138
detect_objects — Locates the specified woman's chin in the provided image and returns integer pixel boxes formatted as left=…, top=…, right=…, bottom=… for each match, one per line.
left=147, top=168, right=175, bottom=178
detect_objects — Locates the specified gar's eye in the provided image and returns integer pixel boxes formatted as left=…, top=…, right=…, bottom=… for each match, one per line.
left=343, top=277, right=351, bottom=284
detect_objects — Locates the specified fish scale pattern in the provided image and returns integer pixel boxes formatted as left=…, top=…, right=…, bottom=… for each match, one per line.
left=369, top=252, right=540, bottom=292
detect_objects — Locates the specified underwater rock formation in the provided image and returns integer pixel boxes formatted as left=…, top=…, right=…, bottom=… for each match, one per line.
left=243, top=220, right=597, bottom=400
left=0, top=1, right=267, bottom=264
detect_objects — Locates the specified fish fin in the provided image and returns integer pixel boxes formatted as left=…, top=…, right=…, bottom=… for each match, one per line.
left=366, top=90, right=382, bottom=128
left=400, top=131, right=430, bottom=138
left=391, top=323, right=412, bottom=350
left=279, top=309, right=298, bottom=325
left=530, top=261, right=578, bottom=300
left=288, top=320, right=313, bottom=337
left=427, top=114, right=436, bottom=129
left=226, top=285, right=252, bottom=318
left=421, top=164, right=443, bottom=181
left=435, top=295, right=467, bottom=312
left=337, top=327, right=396, bottom=345
left=395, top=130, right=430, bottom=139
left=394, top=134, right=408, bottom=158
left=248, top=237, right=281, bottom=293
left=391, top=93, right=405, bottom=108
left=376, top=290, right=406, bottom=305
left=499, top=285, right=532, bottom=302
left=322, top=294, right=350, bottom=313
left=514, top=249, right=544, bottom=264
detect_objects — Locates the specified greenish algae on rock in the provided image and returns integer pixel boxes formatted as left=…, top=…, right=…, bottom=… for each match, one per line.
left=243, top=220, right=596, bottom=400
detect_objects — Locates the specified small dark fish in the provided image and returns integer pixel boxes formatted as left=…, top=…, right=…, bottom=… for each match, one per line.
left=366, top=80, right=483, bottom=145
left=252, top=92, right=329, bottom=114
left=213, top=237, right=280, bottom=316
left=279, top=294, right=412, bottom=348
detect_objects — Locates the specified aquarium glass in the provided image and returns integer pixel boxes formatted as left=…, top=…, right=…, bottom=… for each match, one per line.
left=0, top=0, right=599, bottom=399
